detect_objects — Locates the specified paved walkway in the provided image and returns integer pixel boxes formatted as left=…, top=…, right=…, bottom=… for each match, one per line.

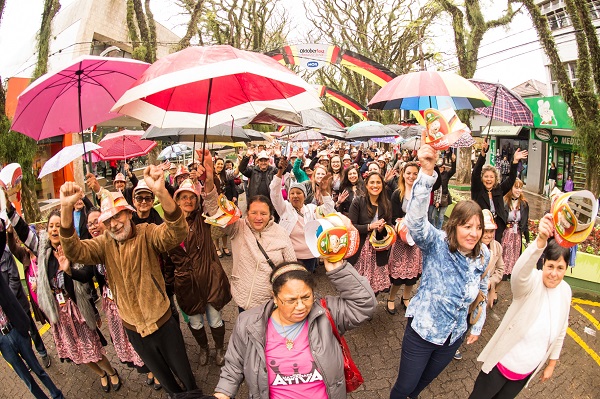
left=1, top=254, right=598, bottom=398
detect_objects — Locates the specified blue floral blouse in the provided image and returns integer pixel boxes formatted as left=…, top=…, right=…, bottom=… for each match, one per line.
left=404, top=171, right=490, bottom=345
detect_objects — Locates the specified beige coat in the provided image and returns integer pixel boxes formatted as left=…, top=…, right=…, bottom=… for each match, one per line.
left=204, top=188, right=296, bottom=310
left=60, top=207, right=188, bottom=337
left=477, top=242, right=571, bottom=387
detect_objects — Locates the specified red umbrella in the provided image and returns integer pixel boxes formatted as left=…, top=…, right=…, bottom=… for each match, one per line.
left=93, top=130, right=157, bottom=161
left=111, top=45, right=323, bottom=162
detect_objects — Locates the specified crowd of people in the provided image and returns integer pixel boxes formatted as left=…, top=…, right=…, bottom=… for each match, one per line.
left=0, top=137, right=574, bottom=399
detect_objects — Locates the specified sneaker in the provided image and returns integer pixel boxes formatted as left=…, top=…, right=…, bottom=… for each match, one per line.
left=453, top=350, right=462, bottom=360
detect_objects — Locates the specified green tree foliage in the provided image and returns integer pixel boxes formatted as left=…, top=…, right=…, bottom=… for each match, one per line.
left=520, top=0, right=600, bottom=195
left=33, top=0, right=61, bottom=79
left=305, top=0, right=439, bottom=126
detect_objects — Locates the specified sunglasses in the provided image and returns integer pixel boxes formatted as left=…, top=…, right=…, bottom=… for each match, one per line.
left=134, top=196, right=154, bottom=203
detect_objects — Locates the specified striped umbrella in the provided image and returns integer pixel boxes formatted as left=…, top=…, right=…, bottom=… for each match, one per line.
left=368, top=71, right=491, bottom=111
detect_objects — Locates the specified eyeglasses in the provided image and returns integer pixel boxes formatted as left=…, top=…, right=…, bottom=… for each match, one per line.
left=86, top=220, right=99, bottom=228
left=277, top=294, right=314, bottom=307
left=134, top=196, right=154, bottom=203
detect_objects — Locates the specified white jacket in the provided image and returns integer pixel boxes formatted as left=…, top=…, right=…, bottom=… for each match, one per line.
left=477, top=241, right=571, bottom=387
left=269, top=175, right=335, bottom=235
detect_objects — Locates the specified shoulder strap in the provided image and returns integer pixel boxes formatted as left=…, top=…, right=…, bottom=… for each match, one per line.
left=256, top=238, right=276, bottom=269
left=320, top=298, right=342, bottom=341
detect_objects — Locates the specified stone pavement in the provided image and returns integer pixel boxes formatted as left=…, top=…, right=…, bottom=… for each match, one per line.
left=1, top=253, right=599, bottom=399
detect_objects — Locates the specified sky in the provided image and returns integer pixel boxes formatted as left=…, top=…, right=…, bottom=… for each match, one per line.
left=0, top=0, right=547, bottom=90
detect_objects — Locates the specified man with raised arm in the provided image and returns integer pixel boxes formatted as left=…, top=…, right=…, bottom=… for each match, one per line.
left=58, top=164, right=200, bottom=396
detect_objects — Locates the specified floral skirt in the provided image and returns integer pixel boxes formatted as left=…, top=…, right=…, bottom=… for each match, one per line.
left=354, top=242, right=391, bottom=294
left=103, top=293, right=144, bottom=367
left=502, top=227, right=522, bottom=276
left=388, top=240, right=422, bottom=284
left=52, top=298, right=104, bottom=365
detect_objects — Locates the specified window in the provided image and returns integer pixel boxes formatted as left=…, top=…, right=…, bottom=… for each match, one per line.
left=549, top=61, right=578, bottom=95
left=546, top=8, right=572, bottom=30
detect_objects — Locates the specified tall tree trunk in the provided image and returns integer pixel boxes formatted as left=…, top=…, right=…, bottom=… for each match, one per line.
left=127, top=0, right=140, bottom=53
left=144, top=0, right=157, bottom=63
left=520, top=0, right=600, bottom=196
left=177, top=0, right=205, bottom=50
left=33, top=0, right=60, bottom=79
left=0, top=0, right=6, bottom=27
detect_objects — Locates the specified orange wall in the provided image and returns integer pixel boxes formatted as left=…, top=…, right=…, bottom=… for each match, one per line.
left=5, top=77, right=31, bottom=119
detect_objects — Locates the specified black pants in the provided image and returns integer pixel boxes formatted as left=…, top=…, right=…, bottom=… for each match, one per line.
left=27, top=313, right=47, bottom=357
left=468, top=366, right=529, bottom=399
left=125, top=316, right=198, bottom=394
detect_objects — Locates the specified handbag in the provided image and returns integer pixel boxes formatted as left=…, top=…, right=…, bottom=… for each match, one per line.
left=440, top=192, right=452, bottom=207
left=320, top=298, right=364, bottom=392
left=468, top=256, right=487, bottom=326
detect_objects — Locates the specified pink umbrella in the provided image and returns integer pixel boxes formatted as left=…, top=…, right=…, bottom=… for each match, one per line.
left=93, top=130, right=157, bottom=161
left=111, top=45, right=322, bottom=162
left=11, top=56, right=150, bottom=141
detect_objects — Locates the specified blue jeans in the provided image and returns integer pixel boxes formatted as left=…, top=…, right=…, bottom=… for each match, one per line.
left=0, top=328, right=63, bottom=399
left=390, top=319, right=464, bottom=399
left=430, top=205, right=447, bottom=230
left=187, top=304, right=224, bottom=329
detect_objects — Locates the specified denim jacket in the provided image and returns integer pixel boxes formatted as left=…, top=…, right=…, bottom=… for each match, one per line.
left=405, top=171, right=490, bottom=345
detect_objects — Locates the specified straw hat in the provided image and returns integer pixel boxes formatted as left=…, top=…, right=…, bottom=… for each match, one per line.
left=174, top=165, right=190, bottom=179
left=133, top=179, right=153, bottom=197
left=113, top=173, right=126, bottom=184
left=174, top=178, right=200, bottom=200
left=98, top=191, right=135, bottom=223
left=482, top=209, right=497, bottom=230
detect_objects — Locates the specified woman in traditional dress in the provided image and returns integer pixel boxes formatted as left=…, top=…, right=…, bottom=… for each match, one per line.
left=6, top=205, right=121, bottom=393
left=387, top=161, right=422, bottom=315
left=501, top=178, right=530, bottom=279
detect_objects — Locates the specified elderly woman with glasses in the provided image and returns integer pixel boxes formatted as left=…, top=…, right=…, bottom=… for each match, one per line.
left=213, top=258, right=376, bottom=399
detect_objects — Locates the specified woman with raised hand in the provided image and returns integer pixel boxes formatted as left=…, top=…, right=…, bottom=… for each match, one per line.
left=4, top=199, right=121, bottom=393
left=270, top=157, right=335, bottom=273
left=386, top=161, right=422, bottom=315
left=469, top=216, right=571, bottom=399
left=347, top=171, right=394, bottom=294
left=212, top=157, right=237, bottom=257
left=213, top=259, right=376, bottom=399
left=390, top=141, right=490, bottom=399
left=335, top=166, right=365, bottom=216
left=471, top=141, right=528, bottom=241
left=202, top=151, right=297, bottom=311
left=501, top=178, right=530, bottom=280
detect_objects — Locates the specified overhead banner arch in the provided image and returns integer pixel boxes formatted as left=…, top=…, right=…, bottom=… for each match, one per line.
left=314, top=85, right=368, bottom=121
left=267, top=44, right=397, bottom=87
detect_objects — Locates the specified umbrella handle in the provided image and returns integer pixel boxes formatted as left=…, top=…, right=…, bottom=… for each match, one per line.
left=484, top=86, right=500, bottom=143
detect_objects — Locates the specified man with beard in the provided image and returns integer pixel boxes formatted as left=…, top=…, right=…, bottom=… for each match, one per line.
left=58, top=165, right=200, bottom=396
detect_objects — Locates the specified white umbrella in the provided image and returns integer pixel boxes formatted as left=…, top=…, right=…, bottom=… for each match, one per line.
left=158, top=144, right=192, bottom=160
left=38, top=142, right=102, bottom=178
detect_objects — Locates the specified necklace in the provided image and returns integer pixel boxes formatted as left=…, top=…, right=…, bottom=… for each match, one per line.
left=273, top=314, right=305, bottom=350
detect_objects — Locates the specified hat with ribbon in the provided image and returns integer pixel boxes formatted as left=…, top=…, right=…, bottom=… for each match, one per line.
left=482, top=209, right=497, bottom=230
left=304, top=213, right=359, bottom=262
left=203, top=193, right=241, bottom=227
left=174, top=165, right=190, bottom=180
left=369, top=224, right=397, bottom=251
left=256, top=151, right=270, bottom=160
left=133, top=179, right=153, bottom=197
left=342, top=154, right=352, bottom=161
left=113, top=173, right=126, bottom=184
left=98, top=190, right=136, bottom=223
left=174, top=178, right=200, bottom=200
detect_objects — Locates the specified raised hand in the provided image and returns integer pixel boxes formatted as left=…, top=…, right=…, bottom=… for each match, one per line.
left=124, top=163, right=130, bottom=172
left=418, top=132, right=438, bottom=175
left=337, top=189, right=349, bottom=205
left=160, top=160, right=171, bottom=171
left=536, top=213, right=555, bottom=247
left=54, top=245, right=71, bottom=274
left=85, top=173, right=101, bottom=193
left=481, top=141, right=489, bottom=153
left=143, top=165, right=166, bottom=194
left=319, top=173, right=333, bottom=195
left=246, top=147, right=255, bottom=157
left=60, top=182, right=84, bottom=208
left=513, top=148, right=528, bottom=163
